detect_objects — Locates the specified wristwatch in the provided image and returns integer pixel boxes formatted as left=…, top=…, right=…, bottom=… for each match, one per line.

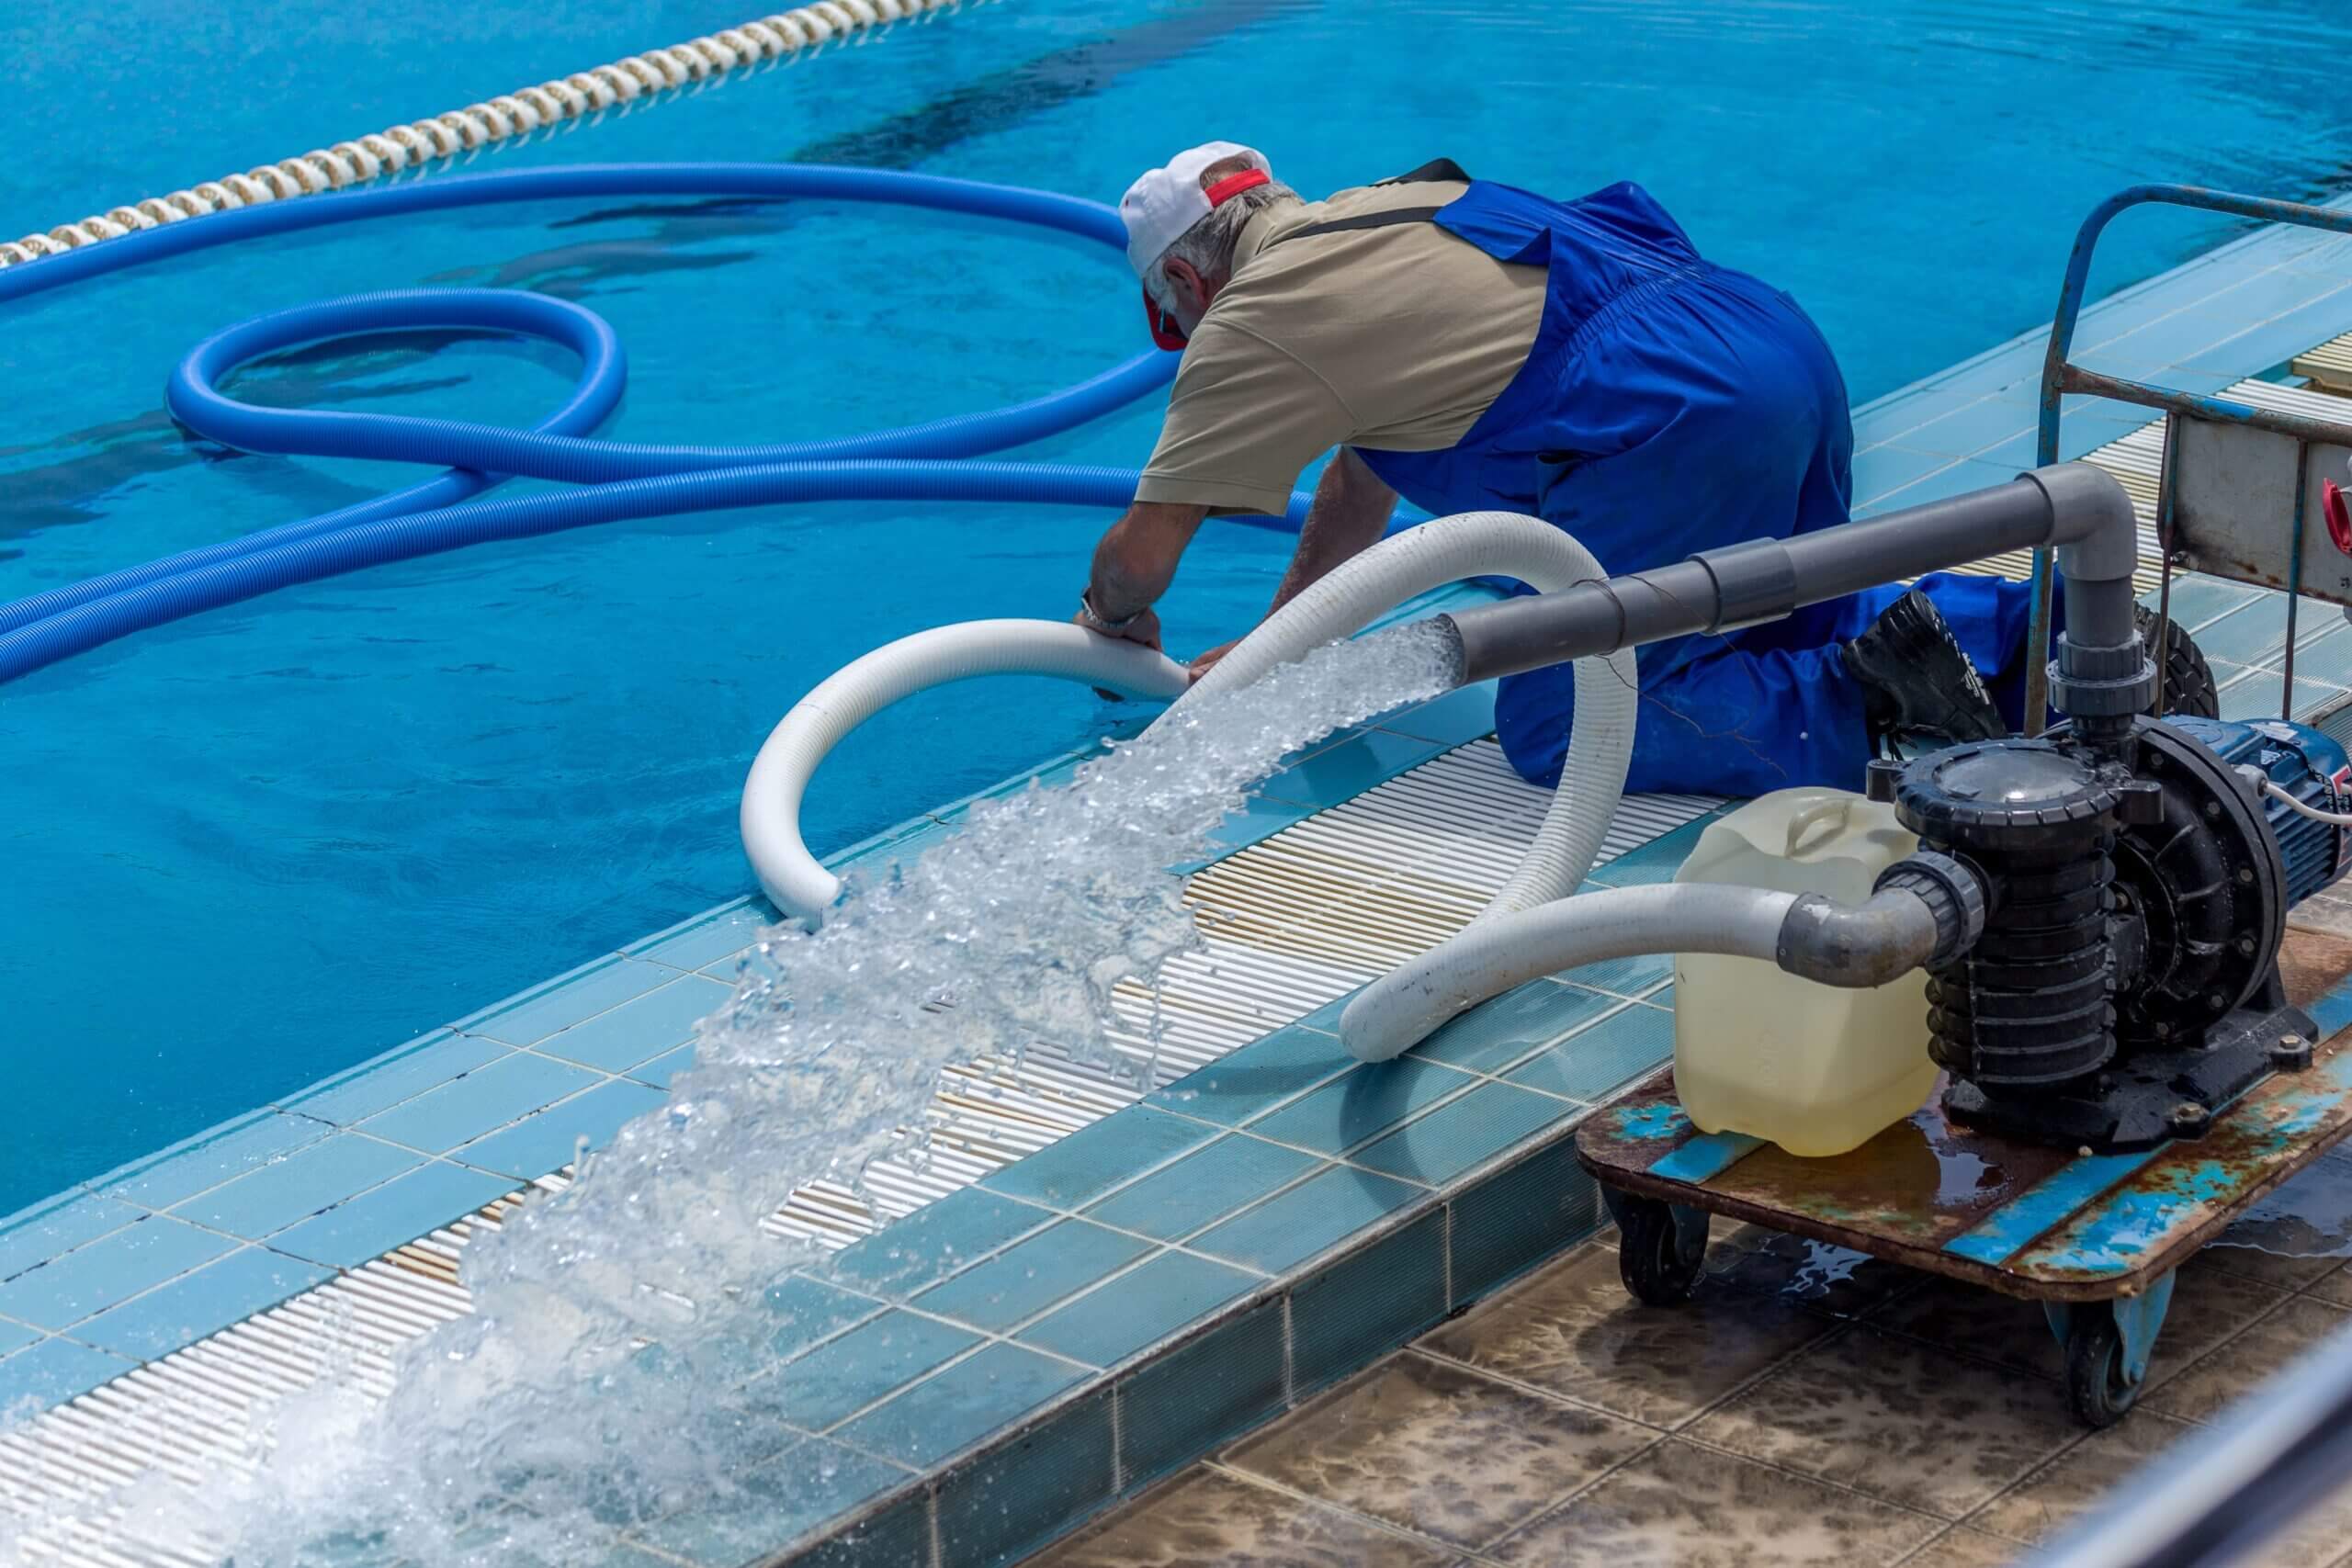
left=1078, top=590, right=1142, bottom=635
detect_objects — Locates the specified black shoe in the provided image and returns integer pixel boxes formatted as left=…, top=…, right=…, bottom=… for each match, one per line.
left=1844, top=591, right=2006, bottom=749
left=2139, top=603, right=2220, bottom=719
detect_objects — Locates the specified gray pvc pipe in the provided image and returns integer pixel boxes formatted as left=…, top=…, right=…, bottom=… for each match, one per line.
left=1440, top=462, right=2145, bottom=694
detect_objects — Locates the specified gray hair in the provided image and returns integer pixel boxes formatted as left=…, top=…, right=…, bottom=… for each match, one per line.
left=1143, top=176, right=1297, bottom=310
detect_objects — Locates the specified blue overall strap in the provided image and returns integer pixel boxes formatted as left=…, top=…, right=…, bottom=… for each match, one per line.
left=1345, top=178, right=1711, bottom=519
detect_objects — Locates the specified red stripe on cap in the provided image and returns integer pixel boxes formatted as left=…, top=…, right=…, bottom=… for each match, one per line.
left=1203, top=168, right=1270, bottom=207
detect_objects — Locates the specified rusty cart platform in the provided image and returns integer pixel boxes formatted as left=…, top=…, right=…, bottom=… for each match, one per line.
left=1577, top=930, right=2352, bottom=1427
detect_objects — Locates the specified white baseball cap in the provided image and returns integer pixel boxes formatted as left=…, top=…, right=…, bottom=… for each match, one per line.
left=1119, top=141, right=1272, bottom=349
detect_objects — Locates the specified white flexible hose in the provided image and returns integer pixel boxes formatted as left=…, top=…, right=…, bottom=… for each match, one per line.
left=1341, top=884, right=1799, bottom=1063
left=1154, top=511, right=1641, bottom=1061
left=741, top=620, right=1187, bottom=922
left=0, top=0, right=971, bottom=268
left=1160, top=509, right=1638, bottom=924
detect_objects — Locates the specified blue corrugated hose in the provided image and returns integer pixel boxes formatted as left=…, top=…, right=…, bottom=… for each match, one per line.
left=0, top=164, right=1334, bottom=684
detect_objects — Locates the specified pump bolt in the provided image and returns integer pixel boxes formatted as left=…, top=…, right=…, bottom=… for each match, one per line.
left=2168, top=1100, right=2212, bottom=1136
left=2203, top=800, right=2222, bottom=820
left=2239, top=866, right=2257, bottom=886
left=2273, top=1033, right=2316, bottom=1071
left=2238, top=936, right=2256, bottom=956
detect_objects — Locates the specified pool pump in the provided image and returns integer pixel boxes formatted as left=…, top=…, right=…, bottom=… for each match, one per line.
left=1866, top=713, right=2350, bottom=1149
left=1412, top=463, right=2352, bottom=1151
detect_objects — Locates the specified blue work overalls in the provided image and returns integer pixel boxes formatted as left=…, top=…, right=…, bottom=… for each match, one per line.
left=1346, top=179, right=2043, bottom=797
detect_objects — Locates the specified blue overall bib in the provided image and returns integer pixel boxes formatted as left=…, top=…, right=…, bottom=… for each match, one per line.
left=1347, top=179, right=2043, bottom=798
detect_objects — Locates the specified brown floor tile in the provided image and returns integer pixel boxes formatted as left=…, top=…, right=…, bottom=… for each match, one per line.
left=1965, top=1410, right=2194, bottom=1544
left=1686, top=1325, right=2080, bottom=1519
left=1030, top=1468, right=1452, bottom=1568
left=1871, top=1265, right=2281, bottom=1396
left=1419, top=1245, right=1835, bottom=1428
left=1973, top=1407, right=2352, bottom=1566
left=1703, top=1223, right=1918, bottom=1318
left=2192, top=1242, right=2347, bottom=1294
left=2147, top=1295, right=2352, bottom=1422
left=2303, top=1261, right=2352, bottom=1308
left=1224, top=1350, right=1654, bottom=1551
left=1488, top=1436, right=1941, bottom=1567
left=1898, top=1528, right=2023, bottom=1567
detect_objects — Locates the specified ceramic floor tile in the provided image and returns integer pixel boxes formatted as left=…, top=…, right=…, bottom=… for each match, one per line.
left=1188, top=1164, right=1423, bottom=1274
left=1700, top=1224, right=1917, bottom=1319
left=356, top=1052, right=605, bottom=1156
left=281, top=1032, right=510, bottom=1129
left=267, top=1160, right=521, bottom=1269
left=1083, top=1135, right=1321, bottom=1244
left=0, top=1192, right=144, bottom=1282
left=911, top=1219, right=1151, bottom=1334
left=73, top=1246, right=333, bottom=1360
left=1030, top=1468, right=1453, bottom=1568
left=1246, top=1058, right=1477, bottom=1156
left=1225, top=1350, right=1654, bottom=1551
left=1871, top=1263, right=2281, bottom=1396
left=530, top=973, right=730, bottom=1074
left=460, top=955, right=676, bottom=1045
left=1686, top=1326, right=2085, bottom=1519
left=171, top=1132, right=421, bottom=1239
left=2147, top=1296, right=2352, bottom=1422
left=0, top=1337, right=135, bottom=1408
left=1419, top=1243, right=1834, bottom=1428
left=626, top=901, right=774, bottom=975
left=1973, top=1411, right=2352, bottom=1565
left=1966, top=1409, right=2191, bottom=1547
left=0, top=1215, right=238, bottom=1330
left=448, top=1077, right=671, bottom=1181
left=1017, top=1247, right=1261, bottom=1369
left=834, top=1339, right=1088, bottom=1468
left=1491, top=1437, right=1943, bottom=1567
left=96, top=1112, right=334, bottom=1210
left=1899, top=1529, right=2028, bottom=1568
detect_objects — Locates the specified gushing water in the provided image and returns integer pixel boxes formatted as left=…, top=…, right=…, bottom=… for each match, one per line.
left=0, top=622, right=1462, bottom=1566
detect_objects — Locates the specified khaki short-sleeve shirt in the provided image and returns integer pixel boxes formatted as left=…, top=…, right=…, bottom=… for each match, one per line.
left=1132, top=179, right=1547, bottom=514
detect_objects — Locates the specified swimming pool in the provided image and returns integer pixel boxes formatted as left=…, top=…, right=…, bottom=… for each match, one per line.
left=5, top=0, right=2350, bottom=1215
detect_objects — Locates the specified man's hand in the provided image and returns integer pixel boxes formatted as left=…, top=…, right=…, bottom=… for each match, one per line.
left=1078, top=605, right=1165, bottom=701
left=1188, top=636, right=1239, bottom=683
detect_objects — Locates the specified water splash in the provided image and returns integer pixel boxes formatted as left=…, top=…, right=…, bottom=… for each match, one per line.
left=0, top=620, right=1462, bottom=1566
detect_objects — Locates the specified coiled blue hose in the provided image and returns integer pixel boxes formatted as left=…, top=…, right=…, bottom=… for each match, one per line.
left=0, top=164, right=1335, bottom=684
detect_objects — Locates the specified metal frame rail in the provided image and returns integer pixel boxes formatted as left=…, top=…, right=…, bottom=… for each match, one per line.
left=2030, top=186, right=2352, bottom=732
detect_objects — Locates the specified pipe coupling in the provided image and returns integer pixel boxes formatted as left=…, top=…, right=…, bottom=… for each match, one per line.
left=1874, top=849, right=1988, bottom=966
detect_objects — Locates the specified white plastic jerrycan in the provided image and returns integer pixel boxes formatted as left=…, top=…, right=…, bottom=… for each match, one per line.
left=1672, top=788, right=1938, bottom=1157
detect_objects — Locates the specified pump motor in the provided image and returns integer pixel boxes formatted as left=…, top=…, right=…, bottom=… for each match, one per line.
left=1868, top=714, right=2350, bottom=1149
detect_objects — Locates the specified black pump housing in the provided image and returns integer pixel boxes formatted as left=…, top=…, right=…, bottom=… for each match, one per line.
left=1866, top=717, right=2316, bottom=1150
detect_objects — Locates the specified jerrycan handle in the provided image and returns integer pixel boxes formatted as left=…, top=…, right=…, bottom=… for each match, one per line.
left=1784, top=796, right=1852, bottom=858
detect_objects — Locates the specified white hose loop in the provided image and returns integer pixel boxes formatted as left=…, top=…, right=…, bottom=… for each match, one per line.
left=1147, top=512, right=1638, bottom=1064
left=0, top=1, right=973, bottom=264
left=741, top=621, right=1191, bottom=924
left=1344, top=885, right=1798, bottom=1063
left=1167, top=506, right=1637, bottom=936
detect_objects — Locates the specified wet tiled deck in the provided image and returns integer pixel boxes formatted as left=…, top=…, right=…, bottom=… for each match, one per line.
left=1035, top=1179, right=2352, bottom=1568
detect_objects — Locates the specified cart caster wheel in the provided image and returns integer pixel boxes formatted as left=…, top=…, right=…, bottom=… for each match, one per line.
left=2064, top=1308, right=2142, bottom=1428
left=1605, top=1190, right=1709, bottom=1306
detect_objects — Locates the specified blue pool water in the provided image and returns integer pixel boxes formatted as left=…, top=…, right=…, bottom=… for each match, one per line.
left=4, top=0, right=2350, bottom=1215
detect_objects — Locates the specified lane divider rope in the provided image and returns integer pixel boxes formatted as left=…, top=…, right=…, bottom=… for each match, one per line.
left=0, top=0, right=973, bottom=269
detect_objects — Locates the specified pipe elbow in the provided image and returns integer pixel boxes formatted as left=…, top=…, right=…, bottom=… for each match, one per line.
left=1772, top=888, right=1940, bottom=988
left=2025, top=462, right=2140, bottom=584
